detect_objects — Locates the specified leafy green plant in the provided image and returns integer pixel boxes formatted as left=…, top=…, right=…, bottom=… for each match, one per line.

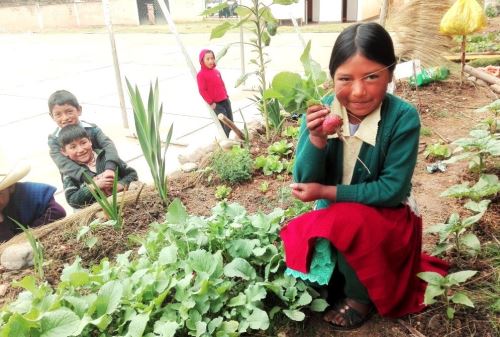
left=268, top=140, right=293, bottom=157
left=84, top=170, right=124, bottom=229
left=211, top=145, right=253, bottom=184
left=264, top=41, right=327, bottom=116
left=420, top=126, right=433, bottom=137
left=426, top=206, right=486, bottom=257
left=215, top=185, right=232, bottom=200
left=255, top=154, right=285, bottom=175
left=13, top=220, right=44, bottom=280
left=0, top=200, right=327, bottom=336
left=203, top=0, right=297, bottom=138
left=445, top=129, right=500, bottom=173
left=282, top=125, right=299, bottom=139
left=418, top=270, right=477, bottom=319
left=424, top=142, right=451, bottom=160
left=259, top=181, right=270, bottom=193
left=485, top=4, right=498, bottom=18
left=468, top=56, right=500, bottom=67
left=76, top=219, right=117, bottom=249
left=440, top=174, right=500, bottom=202
left=126, top=79, right=173, bottom=206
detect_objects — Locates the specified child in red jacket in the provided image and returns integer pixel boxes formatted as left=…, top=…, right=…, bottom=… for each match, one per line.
left=196, top=49, right=234, bottom=137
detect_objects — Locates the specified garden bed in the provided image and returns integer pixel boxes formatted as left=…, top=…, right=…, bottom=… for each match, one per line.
left=0, top=79, right=498, bottom=337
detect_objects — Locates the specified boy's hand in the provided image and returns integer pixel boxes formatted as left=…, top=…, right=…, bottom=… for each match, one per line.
left=102, top=169, right=115, bottom=180
left=210, top=103, right=216, bottom=110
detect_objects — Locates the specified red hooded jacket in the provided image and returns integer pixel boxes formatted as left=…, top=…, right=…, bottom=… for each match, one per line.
left=196, top=49, right=228, bottom=105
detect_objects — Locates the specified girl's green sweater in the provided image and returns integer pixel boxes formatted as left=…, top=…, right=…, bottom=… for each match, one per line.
left=294, top=93, right=420, bottom=209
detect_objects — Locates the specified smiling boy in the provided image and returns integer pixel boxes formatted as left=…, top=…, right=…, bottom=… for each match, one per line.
left=59, top=125, right=138, bottom=209
left=47, top=90, right=120, bottom=183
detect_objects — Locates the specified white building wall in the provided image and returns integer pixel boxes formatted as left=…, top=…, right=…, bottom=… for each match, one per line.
left=0, top=0, right=139, bottom=32
left=169, top=0, right=204, bottom=21
left=270, top=0, right=305, bottom=21
left=358, top=0, right=380, bottom=21
left=313, top=0, right=342, bottom=22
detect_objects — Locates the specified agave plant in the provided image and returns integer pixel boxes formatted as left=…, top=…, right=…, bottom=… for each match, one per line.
left=126, top=79, right=173, bottom=206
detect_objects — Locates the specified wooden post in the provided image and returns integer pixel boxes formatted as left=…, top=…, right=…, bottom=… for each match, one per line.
left=379, top=0, right=390, bottom=27
left=102, top=0, right=129, bottom=129
left=218, top=113, right=245, bottom=140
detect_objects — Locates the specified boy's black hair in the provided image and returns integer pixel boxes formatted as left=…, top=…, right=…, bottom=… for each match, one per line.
left=329, top=22, right=396, bottom=77
left=48, top=90, right=80, bottom=114
left=59, top=125, right=90, bottom=148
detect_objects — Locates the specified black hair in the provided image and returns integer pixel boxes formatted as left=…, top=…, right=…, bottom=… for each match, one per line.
left=328, top=22, right=396, bottom=77
left=59, top=124, right=90, bottom=148
left=48, top=90, right=80, bottom=114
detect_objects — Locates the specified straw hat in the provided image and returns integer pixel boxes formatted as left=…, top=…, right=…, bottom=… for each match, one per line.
left=0, top=161, right=31, bottom=191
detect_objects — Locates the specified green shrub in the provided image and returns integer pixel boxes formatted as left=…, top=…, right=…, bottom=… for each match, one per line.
left=211, top=146, right=253, bottom=184
left=468, top=57, right=500, bottom=67
left=485, top=4, right=498, bottom=18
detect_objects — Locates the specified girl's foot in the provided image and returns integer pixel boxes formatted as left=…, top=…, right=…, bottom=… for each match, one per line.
left=323, top=298, right=374, bottom=330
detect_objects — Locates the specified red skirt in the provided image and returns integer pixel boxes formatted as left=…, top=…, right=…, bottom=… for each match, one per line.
left=280, top=202, right=448, bottom=317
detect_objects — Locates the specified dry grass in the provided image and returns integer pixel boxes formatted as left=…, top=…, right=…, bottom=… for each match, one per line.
left=386, top=0, right=455, bottom=68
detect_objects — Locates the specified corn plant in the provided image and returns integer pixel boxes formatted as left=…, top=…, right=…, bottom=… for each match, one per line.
left=426, top=200, right=490, bottom=257
left=126, top=79, right=173, bottom=206
left=202, top=0, right=297, bottom=139
left=13, top=219, right=44, bottom=280
left=84, top=170, right=125, bottom=229
left=418, top=270, right=477, bottom=319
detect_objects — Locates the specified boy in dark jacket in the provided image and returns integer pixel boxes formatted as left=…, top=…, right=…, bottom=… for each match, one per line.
left=196, top=49, right=234, bottom=137
left=59, top=125, right=138, bottom=209
left=47, top=90, right=120, bottom=183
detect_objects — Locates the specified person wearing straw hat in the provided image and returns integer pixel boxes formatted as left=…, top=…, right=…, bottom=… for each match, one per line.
left=0, top=161, right=66, bottom=242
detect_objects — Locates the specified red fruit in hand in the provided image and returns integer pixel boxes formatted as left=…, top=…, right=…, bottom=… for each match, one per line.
left=322, top=115, right=343, bottom=135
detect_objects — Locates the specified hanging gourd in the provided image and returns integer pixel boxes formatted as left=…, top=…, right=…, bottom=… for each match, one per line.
left=440, top=0, right=487, bottom=82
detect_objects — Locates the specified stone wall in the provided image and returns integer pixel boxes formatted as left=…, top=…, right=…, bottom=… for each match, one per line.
left=0, top=0, right=139, bottom=32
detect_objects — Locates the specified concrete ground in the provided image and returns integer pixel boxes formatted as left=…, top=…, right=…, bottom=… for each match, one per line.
left=0, top=29, right=337, bottom=212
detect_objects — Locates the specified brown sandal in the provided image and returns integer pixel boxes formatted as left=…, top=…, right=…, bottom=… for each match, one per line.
left=324, top=299, right=375, bottom=331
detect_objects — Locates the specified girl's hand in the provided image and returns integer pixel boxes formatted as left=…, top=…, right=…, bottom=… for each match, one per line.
left=290, top=182, right=323, bottom=202
left=306, top=104, right=330, bottom=148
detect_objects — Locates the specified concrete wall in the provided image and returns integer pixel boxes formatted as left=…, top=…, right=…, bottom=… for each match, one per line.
left=169, top=0, right=204, bottom=21
left=271, top=0, right=305, bottom=21
left=312, top=0, right=342, bottom=22
left=0, top=0, right=139, bottom=32
left=358, top=0, right=380, bottom=21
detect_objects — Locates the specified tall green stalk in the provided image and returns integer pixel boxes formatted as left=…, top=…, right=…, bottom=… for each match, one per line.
left=203, top=0, right=297, bottom=140
left=84, top=169, right=124, bottom=229
left=126, top=79, right=173, bottom=206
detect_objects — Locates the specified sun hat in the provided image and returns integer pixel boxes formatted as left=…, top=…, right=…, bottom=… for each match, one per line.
left=0, top=161, right=31, bottom=191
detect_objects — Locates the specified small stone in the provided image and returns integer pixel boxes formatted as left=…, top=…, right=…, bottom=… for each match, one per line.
left=219, top=139, right=241, bottom=151
left=0, top=284, right=7, bottom=296
left=0, top=242, right=34, bottom=270
left=181, top=162, right=198, bottom=173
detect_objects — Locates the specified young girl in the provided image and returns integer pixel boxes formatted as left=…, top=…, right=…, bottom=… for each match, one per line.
left=280, top=22, right=448, bottom=330
left=196, top=49, right=234, bottom=137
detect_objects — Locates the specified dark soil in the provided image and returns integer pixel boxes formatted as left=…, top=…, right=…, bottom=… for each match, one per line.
left=1, top=79, right=499, bottom=337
